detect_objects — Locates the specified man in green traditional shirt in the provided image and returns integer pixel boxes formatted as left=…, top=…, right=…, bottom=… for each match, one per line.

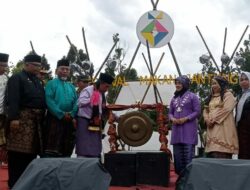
left=44, top=58, right=77, bottom=157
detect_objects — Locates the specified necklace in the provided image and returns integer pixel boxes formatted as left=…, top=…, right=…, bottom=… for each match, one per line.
left=174, top=93, right=190, bottom=113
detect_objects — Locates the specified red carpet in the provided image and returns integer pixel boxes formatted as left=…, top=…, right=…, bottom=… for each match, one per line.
left=0, top=165, right=9, bottom=190
left=0, top=164, right=177, bottom=190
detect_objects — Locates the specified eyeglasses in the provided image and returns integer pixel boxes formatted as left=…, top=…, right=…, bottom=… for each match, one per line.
left=30, top=63, right=41, bottom=67
left=0, top=64, right=8, bottom=67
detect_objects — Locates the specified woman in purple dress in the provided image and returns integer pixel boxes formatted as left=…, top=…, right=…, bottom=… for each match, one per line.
left=169, top=75, right=201, bottom=175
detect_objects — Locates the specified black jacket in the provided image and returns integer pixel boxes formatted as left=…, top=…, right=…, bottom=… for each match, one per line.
left=7, top=70, right=46, bottom=120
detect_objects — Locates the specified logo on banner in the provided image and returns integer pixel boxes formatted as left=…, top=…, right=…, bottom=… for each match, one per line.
left=136, top=10, right=174, bottom=48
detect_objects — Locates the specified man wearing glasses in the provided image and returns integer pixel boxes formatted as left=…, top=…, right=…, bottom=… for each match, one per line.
left=6, top=54, right=46, bottom=188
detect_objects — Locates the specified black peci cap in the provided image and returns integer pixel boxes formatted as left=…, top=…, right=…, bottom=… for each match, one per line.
left=57, top=58, right=70, bottom=68
left=99, top=73, right=114, bottom=84
left=0, top=53, right=9, bottom=62
left=24, top=54, right=42, bottom=63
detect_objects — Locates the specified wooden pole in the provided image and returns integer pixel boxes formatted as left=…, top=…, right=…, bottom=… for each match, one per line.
left=168, top=43, right=182, bottom=76
left=146, top=40, right=158, bottom=103
left=196, top=26, right=221, bottom=72
left=151, top=0, right=159, bottom=10
left=221, top=27, right=227, bottom=72
left=222, top=27, right=227, bottom=54
left=112, top=42, right=141, bottom=104
left=141, top=52, right=165, bottom=104
left=82, top=27, right=90, bottom=61
left=228, top=25, right=249, bottom=65
left=66, top=35, right=79, bottom=57
left=124, top=42, right=141, bottom=76
left=142, top=53, right=151, bottom=72
left=30, top=41, right=36, bottom=54
left=93, top=39, right=118, bottom=81
left=154, top=52, right=165, bottom=74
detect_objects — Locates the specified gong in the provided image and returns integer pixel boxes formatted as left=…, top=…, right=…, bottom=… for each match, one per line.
left=118, top=111, right=153, bottom=147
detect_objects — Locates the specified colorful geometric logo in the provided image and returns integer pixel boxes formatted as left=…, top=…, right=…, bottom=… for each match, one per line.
left=136, top=10, right=174, bottom=48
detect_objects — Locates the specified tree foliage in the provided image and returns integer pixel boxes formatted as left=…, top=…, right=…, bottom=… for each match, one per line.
left=41, top=54, right=50, bottom=71
left=66, top=45, right=93, bottom=82
left=105, top=33, right=139, bottom=104
left=237, top=35, right=250, bottom=72
left=10, top=60, right=24, bottom=75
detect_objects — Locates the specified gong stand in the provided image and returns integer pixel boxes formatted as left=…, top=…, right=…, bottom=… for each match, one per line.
left=106, top=103, right=171, bottom=155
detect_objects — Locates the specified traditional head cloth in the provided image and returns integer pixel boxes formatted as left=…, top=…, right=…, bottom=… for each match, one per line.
left=57, top=59, right=69, bottom=68
left=175, top=75, right=191, bottom=89
left=236, top=71, right=250, bottom=125
left=99, top=73, right=114, bottom=85
left=24, top=54, right=41, bottom=63
left=213, top=76, right=229, bottom=90
left=0, top=53, right=9, bottom=62
left=77, top=75, right=90, bottom=82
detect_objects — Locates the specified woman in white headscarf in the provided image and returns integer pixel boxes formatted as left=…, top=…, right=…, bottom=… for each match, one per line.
left=236, top=71, right=250, bottom=159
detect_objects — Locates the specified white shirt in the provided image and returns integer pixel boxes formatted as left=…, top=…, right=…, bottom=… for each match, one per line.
left=0, top=74, right=8, bottom=114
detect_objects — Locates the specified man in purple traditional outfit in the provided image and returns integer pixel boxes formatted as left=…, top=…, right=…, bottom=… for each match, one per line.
left=169, top=75, right=201, bottom=175
left=76, top=73, right=114, bottom=158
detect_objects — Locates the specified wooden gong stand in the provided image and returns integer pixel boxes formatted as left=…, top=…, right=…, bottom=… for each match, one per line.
left=106, top=103, right=171, bottom=155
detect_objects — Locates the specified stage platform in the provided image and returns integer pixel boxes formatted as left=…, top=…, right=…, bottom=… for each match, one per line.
left=0, top=163, right=177, bottom=190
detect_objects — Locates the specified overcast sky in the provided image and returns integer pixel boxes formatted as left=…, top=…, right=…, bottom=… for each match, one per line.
left=0, top=0, right=249, bottom=76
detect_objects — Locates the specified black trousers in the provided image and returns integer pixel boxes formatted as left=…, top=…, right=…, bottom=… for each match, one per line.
left=8, top=151, right=37, bottom=189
